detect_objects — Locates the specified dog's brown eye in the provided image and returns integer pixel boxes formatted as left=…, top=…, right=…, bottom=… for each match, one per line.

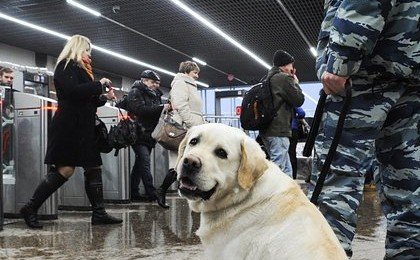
left=190, top=138, right=199, bottom=145
left=215, top=148, right=228, bottom=159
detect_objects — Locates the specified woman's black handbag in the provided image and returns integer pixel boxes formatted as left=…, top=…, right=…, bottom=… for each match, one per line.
left=95, top=115, right=113, bottom=153
left=107, top=108, right=138, bottom=156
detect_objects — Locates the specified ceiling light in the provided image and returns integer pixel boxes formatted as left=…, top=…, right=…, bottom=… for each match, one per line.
left=192, top=57, right=207, bottom=66
left=0, top=60, right=54, bottom=75
left=170, top=0, right=271, bottom=69
left=66, top=2, right=247, bottom=84
left=0, top=11, right=209, bottom=88
left=91, top=45, right=176, bottom=77
left=93, top=46, right=209, bottom=87
left=66, top=0, right=101, bottom=17
left=0, top=12, right=70, bottom=40
left=310, top=47, right=317, bottom=57
left=170, top=1, right=318, bottom=105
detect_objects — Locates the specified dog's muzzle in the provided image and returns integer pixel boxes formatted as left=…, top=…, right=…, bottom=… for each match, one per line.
left=181, top=155, right=201, bottom=176
left=178, top=155, right=217, bottom=201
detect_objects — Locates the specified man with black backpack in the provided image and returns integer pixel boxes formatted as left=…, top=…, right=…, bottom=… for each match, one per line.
left=259, top=50, right=304, bottom=177
left=126, top=70, right=170, bottom=202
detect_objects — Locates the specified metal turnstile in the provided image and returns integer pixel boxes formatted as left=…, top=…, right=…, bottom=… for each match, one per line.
left=3, top=92, right=57, bottom=219
left=59, top=105, right=130, bottom=210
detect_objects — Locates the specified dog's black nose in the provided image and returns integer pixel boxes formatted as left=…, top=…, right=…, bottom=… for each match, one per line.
left=182, top=156, right=201, bottom=174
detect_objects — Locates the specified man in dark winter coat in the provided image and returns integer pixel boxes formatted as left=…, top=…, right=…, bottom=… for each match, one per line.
left=127, top=70, right=170, bottom=201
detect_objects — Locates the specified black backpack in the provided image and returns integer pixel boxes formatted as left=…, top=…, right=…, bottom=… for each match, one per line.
left=240, top=76, right=277, bottom=130
left=107, top=109, right=138, bottom=156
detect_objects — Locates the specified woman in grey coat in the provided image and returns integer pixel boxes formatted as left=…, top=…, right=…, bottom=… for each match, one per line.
left=156, top=61, right=205, bottom=208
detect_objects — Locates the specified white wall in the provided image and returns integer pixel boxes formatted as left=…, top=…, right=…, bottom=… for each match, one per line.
left=0, top=42, right=36, bottom=67
left=121, top=76, right=134, bottom=92
left=46, top=55, right=57, bottom=71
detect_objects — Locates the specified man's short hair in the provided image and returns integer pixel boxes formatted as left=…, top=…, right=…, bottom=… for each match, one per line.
left=0, top=67, right=13, bottom=76
left=178, top=61, right=200, bottom=74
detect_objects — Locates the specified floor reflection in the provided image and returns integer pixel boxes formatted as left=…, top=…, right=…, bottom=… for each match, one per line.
left=355, top=189, right=386, bottom=238
left=352, top=190, right=386, bottom=260
left=1, top=189, right=386, bottom=259
left=0, top=196, right=203, bottom=259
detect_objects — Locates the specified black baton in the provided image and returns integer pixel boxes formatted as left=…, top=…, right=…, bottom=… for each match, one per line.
left=304, top=81, right=352, bottom=205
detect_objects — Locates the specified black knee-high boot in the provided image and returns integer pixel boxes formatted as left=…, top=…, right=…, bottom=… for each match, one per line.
left=156, top=168, right=177, bottom=209
left=20, top=169, right=68, bottom=229
left=84, top=168, right=123, bottom=225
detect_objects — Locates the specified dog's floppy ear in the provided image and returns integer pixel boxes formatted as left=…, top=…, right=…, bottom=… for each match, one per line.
left=175, top=130, right=191, bottom=169
left=238, top=137, right=268, bottom=190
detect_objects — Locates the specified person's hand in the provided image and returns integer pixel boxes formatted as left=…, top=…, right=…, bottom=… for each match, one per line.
left=100, top=78, right=112, bottom=86
left=321, top=72, right=348, bottom=95
left=293, top=73, right=299, bottom=84
left=302, top=119, right=310, bottom=129
left=289, top=68, right=299, bottom=84
left=163, top=103, right=171, bottom=111
left=103, top=89, right=116, bottom=101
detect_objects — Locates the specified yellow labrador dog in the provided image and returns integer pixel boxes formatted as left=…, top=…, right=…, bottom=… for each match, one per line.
left=176, top=123, right=347, bottom=260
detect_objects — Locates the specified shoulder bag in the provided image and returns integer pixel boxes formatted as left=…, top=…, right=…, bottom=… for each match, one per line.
left=152, top=109, right=187, bottom=151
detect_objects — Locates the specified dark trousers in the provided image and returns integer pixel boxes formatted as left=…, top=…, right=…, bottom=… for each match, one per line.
left=130, top=144, right=156, bottom=198
left=288, top=130, right=299, bottom=179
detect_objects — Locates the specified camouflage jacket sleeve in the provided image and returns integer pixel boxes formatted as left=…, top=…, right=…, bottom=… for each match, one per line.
left=316, top=0, right=391, bottom=78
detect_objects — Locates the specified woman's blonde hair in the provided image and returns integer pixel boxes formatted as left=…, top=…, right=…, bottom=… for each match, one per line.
left=56, top=35, right=92, bottom=69
left=178, top=61, right=200, bottom=74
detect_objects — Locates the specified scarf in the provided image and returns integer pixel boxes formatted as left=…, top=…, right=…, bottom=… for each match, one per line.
left=82, top=56, right=94, bottom=80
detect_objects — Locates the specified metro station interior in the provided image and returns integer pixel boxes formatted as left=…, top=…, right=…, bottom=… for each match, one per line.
left=1, top=0, right=414, bottom=259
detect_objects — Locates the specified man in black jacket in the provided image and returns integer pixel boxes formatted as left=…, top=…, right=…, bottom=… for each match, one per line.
left=127, top=70, right=170, bottom=201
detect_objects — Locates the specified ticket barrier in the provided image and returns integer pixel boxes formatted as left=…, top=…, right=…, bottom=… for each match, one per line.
left=3, top=92, right=58, bottom=219
left=59, top=105, right=130, bottom=210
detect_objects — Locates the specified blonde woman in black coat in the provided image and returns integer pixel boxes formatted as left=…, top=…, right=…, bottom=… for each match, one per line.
left=20, top=35, right=122, bottom=228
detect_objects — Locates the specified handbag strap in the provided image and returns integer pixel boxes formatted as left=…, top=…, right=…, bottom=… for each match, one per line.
left=163, top=109, right=188, bottom=129
left=117, top=107, right=125, bottom=118
left=164, top=98, right=188, bottom=129
left=117, top=107, right=131, bottom=127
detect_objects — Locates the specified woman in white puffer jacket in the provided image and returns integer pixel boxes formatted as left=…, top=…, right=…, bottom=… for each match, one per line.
left=156, top=61, right=205, bottom=208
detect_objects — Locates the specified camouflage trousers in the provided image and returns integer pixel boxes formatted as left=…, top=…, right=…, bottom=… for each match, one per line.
left=307, top=80, right=420, bottom=259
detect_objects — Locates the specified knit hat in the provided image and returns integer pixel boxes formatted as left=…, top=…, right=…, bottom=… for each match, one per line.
left=140, top=70, right=160, bottom=81
left=273, top=50, right=295, bottom=67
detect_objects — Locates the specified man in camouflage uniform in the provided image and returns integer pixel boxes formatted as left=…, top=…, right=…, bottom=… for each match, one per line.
left=309, top=1, right=420, bottom=259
